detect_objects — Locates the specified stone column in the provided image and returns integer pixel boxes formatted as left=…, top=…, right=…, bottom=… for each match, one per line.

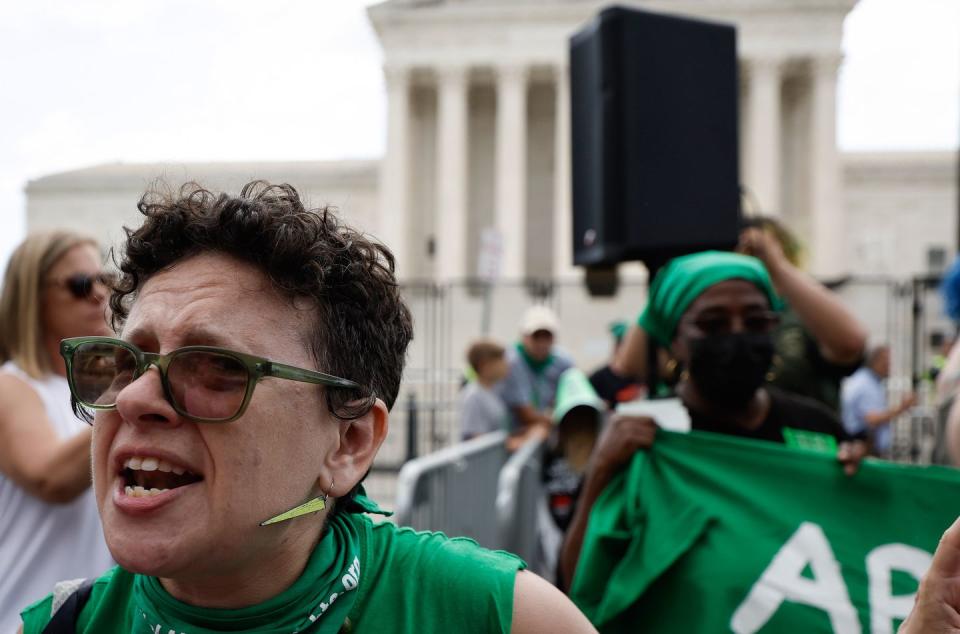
left=809, top=55, right=845, bottom=278
left=552, top=63, right=576, bottom=279
left=494, top=63, right=529, bottom=280
left=434, top=65, right=470, bottom=280
left=743, top=57, right=783, bottom=215
left=379, top=65, right=412, bottom=280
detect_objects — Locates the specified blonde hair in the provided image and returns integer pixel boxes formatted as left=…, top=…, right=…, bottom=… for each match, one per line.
left=0, top=230, right=99, bottom=379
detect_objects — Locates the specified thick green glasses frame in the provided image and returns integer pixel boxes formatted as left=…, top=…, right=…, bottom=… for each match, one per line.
left=60, top=336, right=371, bottom=423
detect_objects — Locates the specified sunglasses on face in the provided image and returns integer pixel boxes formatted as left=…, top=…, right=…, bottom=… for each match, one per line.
left=49, top=273, right=113, bottom=300
left=683, top=311, right=780, bottom=337
left=60, top=336, right=374, bottom=423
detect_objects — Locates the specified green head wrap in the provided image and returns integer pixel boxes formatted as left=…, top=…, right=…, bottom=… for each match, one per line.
left=638, top=251, right=780, bottom=347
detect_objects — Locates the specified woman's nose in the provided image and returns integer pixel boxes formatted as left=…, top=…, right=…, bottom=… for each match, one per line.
left=729, top=315, right=747, bottom=334
left=114, top=367, right=181, bottom=428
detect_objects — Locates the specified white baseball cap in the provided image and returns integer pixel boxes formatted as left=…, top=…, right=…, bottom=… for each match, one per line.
left=521, top=305, right=559, bottom=336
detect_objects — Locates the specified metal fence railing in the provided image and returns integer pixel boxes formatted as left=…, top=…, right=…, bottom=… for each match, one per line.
left=394, top=431, right=508, bottom=550
left=394, top=432, right=550, bottom=561
left=387, top=274, right=955, bottom=469
left=496, top=436, right=547, bottom=567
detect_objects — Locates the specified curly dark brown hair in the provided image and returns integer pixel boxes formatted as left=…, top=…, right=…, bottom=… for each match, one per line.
left=109, top=180, right=413, bottom=420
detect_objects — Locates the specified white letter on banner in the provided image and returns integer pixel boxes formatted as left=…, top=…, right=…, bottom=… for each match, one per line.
left=730, top=522, right=861, bottom=634
left=866, top=544, right=931, bottom=634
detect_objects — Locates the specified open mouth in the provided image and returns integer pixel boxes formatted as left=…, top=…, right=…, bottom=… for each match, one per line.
left=121, top=456, right=203, bottom=497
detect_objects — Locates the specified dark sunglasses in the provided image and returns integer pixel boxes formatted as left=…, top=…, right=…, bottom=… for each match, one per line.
left=49, top=273, right=113, bottom=300
left=60, top=336, right=375, bottom=423
left=684, top=311, right=780, bottom=337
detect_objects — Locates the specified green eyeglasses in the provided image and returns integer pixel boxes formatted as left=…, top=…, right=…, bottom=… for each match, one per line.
left=60, top=336, right=374, bottom=423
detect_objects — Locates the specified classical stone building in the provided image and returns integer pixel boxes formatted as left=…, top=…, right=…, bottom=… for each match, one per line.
left=369, top=0, right=860, bottom=280
left=25, top=0, right=959, bottom=373
left=26, top=161, right=379, bottom=250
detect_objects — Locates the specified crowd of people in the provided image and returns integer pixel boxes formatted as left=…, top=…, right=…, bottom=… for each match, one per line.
left=452, top=217, right=960, bottom=627
left=2, top=185, right=960, bottom=632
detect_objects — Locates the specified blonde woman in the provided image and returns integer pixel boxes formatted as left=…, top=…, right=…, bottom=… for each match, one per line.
left=0, top=231, right=114, bottom=633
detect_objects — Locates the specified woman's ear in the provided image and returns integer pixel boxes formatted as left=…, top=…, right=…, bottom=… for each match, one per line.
left=670, top=337, right=688, bottom=367
left=322, top=398, right=389, bottom=496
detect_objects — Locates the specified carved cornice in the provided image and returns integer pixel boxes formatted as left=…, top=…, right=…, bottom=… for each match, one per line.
left=375, top=0, right=859, bottom=12
left=25, top=161, right=381, bottom=194
left=369, top=0, right=855, bottom=65
left=843, top=152, right=959, bottom=186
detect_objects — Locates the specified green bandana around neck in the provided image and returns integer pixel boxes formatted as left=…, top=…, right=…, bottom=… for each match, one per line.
left=638, top=251, right=781, bottom=347
left=516, top=341, right=554, bottom=375
left=341, top=483, right=393, bottom=517
left=132, top=512, right=363, bottom=634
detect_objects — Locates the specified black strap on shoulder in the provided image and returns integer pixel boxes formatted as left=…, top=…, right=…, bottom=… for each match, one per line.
left=41, top=578, right=95, bottom=634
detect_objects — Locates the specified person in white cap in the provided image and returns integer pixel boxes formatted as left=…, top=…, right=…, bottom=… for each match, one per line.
left=496, top=305, right=574, bottom=439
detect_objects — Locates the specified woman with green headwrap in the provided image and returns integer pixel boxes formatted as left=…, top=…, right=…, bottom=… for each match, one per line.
left=558, top=251, right=867, bottom=591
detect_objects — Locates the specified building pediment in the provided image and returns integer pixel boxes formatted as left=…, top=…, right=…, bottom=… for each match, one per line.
left=373, top=0, right=858, bottom=12
left=369, top=0, right=859, bottom=65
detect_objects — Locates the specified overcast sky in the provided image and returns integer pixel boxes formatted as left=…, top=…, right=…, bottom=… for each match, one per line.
left=0, top=0, right=957, bottom=267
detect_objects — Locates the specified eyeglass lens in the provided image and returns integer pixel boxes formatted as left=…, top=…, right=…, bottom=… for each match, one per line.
left=167, top=351, right=249, bottom=420
left=65, top=274, right=109, bottom=300
left=71, top=341, right=250, bottom=420
left=72, top=342, right=136, bottom=406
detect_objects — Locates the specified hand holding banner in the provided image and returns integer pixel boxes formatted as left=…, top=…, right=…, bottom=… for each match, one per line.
left=570, top=430, right=960, bottom=633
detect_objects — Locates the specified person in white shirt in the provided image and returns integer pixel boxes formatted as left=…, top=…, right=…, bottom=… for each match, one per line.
left=0, top=231, right=115, bottom=632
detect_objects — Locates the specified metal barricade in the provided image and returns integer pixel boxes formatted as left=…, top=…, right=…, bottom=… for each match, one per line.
left=394, top=431, right=508, bottom=550
left=496, top=435, right=547, bottom=568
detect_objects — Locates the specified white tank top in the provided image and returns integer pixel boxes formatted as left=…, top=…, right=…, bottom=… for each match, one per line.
left=0, top=362, right=114, bottom=632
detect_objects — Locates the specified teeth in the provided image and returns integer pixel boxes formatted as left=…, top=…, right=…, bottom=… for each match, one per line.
left=124, top=456, right=192, bottom=475
left=124, top=485, right=169, bottom=498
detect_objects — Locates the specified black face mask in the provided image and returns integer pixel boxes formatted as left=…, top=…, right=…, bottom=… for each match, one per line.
left=687, top=332, right=775, bottom=409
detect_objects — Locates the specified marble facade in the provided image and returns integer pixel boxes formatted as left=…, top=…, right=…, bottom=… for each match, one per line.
left=369, top=0, right=861, bottom=279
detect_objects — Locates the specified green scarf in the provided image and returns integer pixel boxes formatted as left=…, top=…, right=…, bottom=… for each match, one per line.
left=638, top=251, right=781, bottom=347
left=131, top=508, right=372, bottom=633
left=515, top=342, right=554, bottom=375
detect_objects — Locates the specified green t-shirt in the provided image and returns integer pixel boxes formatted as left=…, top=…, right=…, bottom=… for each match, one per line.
left=21, top=512, right=525, bottom=633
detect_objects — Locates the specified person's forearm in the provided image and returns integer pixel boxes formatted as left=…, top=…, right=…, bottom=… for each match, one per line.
left=767, top=260, right=867, bottom=365
left=611, top=325, right=647, bottom=380
left=558, top=465, right=615, bottom=592
left=29, top=430, right=93, bottom=503
left=514, top=405, right=550, bottom=429
left=865, top=404, right=910, bottom=428
left=3, top=428, right=93, bottom=504
left=864, top=410, right=896, bottom=427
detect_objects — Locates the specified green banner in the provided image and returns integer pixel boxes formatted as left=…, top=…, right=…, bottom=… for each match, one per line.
left=570, top=430, right=960, bottom=633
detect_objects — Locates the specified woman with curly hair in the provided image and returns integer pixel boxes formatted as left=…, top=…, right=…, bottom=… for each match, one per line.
left=18, top=181, right=594, bottom=634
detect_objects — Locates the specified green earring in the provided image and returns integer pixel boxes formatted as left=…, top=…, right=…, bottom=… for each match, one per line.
left=260, top=486, right=331, bottom=527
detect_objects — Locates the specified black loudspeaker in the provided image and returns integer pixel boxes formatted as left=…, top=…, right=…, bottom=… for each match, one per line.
left=570, top=6, right=741, bottom=269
